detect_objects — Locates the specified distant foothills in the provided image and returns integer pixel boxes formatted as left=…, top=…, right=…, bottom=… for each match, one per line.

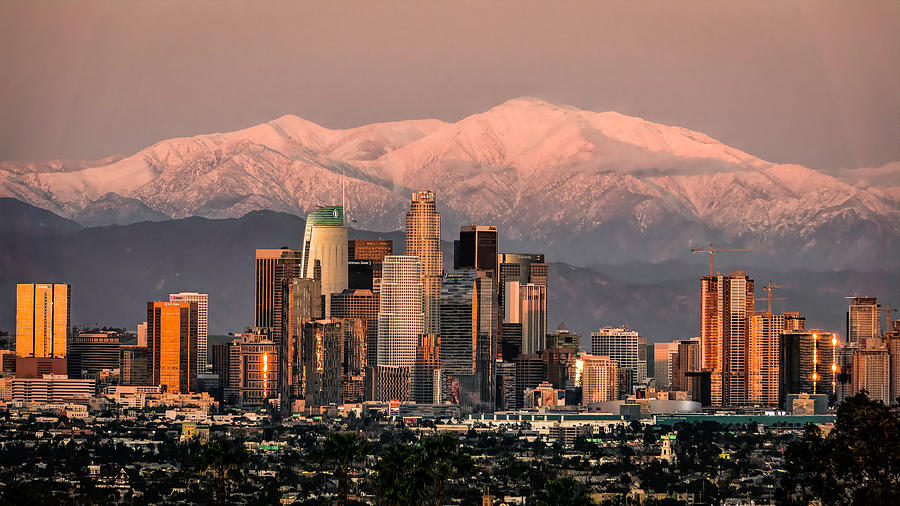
left=1, top=97, right=898, bottom=270
left=1, top=197, right=896, bottom=344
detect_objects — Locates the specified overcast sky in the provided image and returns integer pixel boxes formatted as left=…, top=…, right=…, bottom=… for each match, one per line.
left=1, top=1, right=898, bottom=172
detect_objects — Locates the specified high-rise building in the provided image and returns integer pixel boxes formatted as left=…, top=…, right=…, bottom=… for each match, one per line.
left=169, top=292, right=209, bottom=374
left=748, top=311, right=786, bottom=406
left=342, top=318, right=367, bottom=403
left=300, top=206, right=349, bottom=318
left=332, top=288, right=378, bottom=370
left=652, top=341, right=678, bottom=389
left=137, top=322, right=148, bottom=347
left=513, top=354, right=546, bottom=410
left=120, top=346, right=151, bottom=385
left=505, top=282, right=547, bottom=356
left=67, top=331, right=121, bottom=379
left=224, top=328, right=278, bottom=407
left=852, top=338, right=891, bottom=404
left=440, top=271, right=493, bottom=407
left=348, top=239, right=393, bottom=279
left=405, top=191, right=442, bottom=335
left=579, top=353, right=619, bottom=404
left=348, top=260, right=375, bottom=290
left=497, top=254, right=547, bottom=361
left=454, top=225, right=498, bottom=272
left=546, top=323, right=580, bottom=352
left=700, top=271, right=755, bottom=407
left=413, top=333, right=442, bottom=404
left=671, top=339, right=701, bottom=393
left=284, top=277, right=322, bottom=401
left=377, top=256, right=424, bottom=369
left=847, top=297, right=881, bottom=345
left=147, top=301, right=199, bottom=393
left=886, top=322, right=900, bottom=404
left=591, top=326, right=646, bottom=392
left=779, top=330, right=838, bottom=407
left=16, top=283, right=70, bottom=358
left=254, top=248, right=303, bottom=339
left=302, top=319, right=344, bottom=407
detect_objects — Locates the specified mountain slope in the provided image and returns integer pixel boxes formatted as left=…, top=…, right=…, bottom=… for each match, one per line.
left=2, top=97, right=897, bottom=269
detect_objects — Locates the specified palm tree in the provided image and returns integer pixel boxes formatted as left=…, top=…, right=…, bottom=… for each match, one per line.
left=191, top=438, right=249, bottom=505
left=374, top=443, right=430, bottom=506
left=534, top=476, right=596, bottom=506
left=421, top=433, right=474, bottom=506
left=322, top=432, right=371, bottom=506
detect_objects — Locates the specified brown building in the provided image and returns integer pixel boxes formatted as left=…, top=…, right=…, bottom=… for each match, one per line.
left=225, top=328, right=278, bottom=407
left=254, top=248, right=303, bottom=341
left=348, top=239, right=393, bottom=278
left=148, top=301, right=199, bottom=393
left=671, top=339, right=701, bottom=393
left=16, top=283, right=70, bottom=359
left=120, top=345, right=152, bottom=385
left=15, top=356, right=67, bottom=378
left=852, top=338, right=891, bottom=404
left=302, top=319, right=344, bottom=407
left=331, top=289, right=378, bottom=368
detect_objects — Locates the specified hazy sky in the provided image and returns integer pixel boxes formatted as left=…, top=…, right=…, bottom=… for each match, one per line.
left=1, top=1, right=898, bottom=172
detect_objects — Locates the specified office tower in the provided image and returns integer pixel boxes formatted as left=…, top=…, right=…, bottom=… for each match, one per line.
left=513, top=354, right=546, bottom=410
left=348, top=260, right=375, bottom=290
left=495, top=361, right=517, bottom=410
left=886, top=323, right=900, bottom=404
left=546, top=322, right=580, bottom=351
left=652, top=341, right=678, bottom=389
left=852, top=338, right=891, bottom=403
left=455, top=225, right=498, bottom=271
left=16, top=283, right=70, bottom=358
left=405, top=191, right=442, bottom=335
left=210, top=343, right=229, bottom=388
left=700, top=270, right=755, bottom=407
left=591, top=326, right=646, bottom=391
left=67, top=331, right=121, bottom=379
left=302, top=319, right=344, bottom=407
left=377, top=256, right=424, bottom=368
left=342, top=318, right=367, bottom=403
left=784, top=312, right=805, bottom=331
left=498, top=253, right=547, bottom=360
left=505, top=282, right=547, bottom=356
left=348, top=239, right=393, bottom=278
left=137, top=322, right=148, bottom=347
left=301, top=206, right=349, bottom=318
left=779, top=330, right=838, bottom=407
left=120, top=346, right=151, bottom=385
left=284, top=277, right=322, bottom=401
left=671, top=339, right=701, bottom=392
left=440, top=271, right=481, bottom=376
left=147, top=301, right=199, bottom=393
left=747, top=311, right=786, bottom=406
left=372, top=365, right=411, bottom=402
left=254, top=248, right=303, bottom=338
left=169, top=292, right=209, bottom=374
left=332, top=289, right=378, bottom=370
left=224, top=328, right=278, bottom=407
left=413, top=334, right=442, bottom=404
left=847, top=297, right=881, bottom=344
left=579, top=354, right=619, bottom=404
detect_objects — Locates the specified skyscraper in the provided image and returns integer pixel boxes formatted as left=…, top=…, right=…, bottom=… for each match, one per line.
left=224, top=328, right=278, bottom=407
left=302, top=319, right=344, bottom=407
left=147, top=301, right=199, bottom=393
left=300, top=205, right=348, bottom=318
left=332, top=288, right=378, bottom=370
left=579, top=353, right=619, bottom=404
left=348, top=239, right=393, bottom=278
left=847, top=297, right=881, bottom=344
left=440, top=270, right=493, bottom=407
left=67, top=331, right=121, bottom=379
left=284, top=277, right=322, bottom=402
left=700, top=270, right=755, bottom=407
left=671, top=339, right=701, bottom=393
left=377, top=256, right=424, bottom=368
left=852, top=338, right=891, bottom=404
left=497, top=254, right=547, bottom=360
left=254, top=248, right=303, bottom=337
left=591, top=326, right=646, bottom=391
left=16, top=283, right=70, bottom=358
left=749, top=311, right=786, bottom=406
left=169, top=292, right=209, bottom=374
left=779, top=330, right=838, bottom=407
left=454, top=225, right=498, bottom=271
left=405, top=191, right=442, bottom=335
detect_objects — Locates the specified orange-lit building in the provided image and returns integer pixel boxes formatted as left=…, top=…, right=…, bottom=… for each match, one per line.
left=224, top=328, right=278, bottom=408
left=405, top=191, right=443, bottom=335
left=700, top=271, right=754, bottom=407
left=16, top=283, right=70, bottom=358
left=147, top=301, right=198, bottom=393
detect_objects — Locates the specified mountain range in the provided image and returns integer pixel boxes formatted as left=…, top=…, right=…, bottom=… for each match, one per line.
left=2, top=97, right=898, bottom=269
left=3, top=198, right=896, bottom=344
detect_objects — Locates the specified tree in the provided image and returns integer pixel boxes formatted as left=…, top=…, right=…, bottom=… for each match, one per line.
left=533, top=476, right=596, bottom=506
left=374, top=444, right=430, bottom=506
left=778, top=392, right=900, bottom=505
left=420, top=433, right=474, bottom=506
left=190, top=438, right=249, bottom=505
left=322, top=432, right=370, bottom=506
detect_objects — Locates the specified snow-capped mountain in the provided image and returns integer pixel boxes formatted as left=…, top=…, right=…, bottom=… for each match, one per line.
left=2, top=97, right=897, bottom=268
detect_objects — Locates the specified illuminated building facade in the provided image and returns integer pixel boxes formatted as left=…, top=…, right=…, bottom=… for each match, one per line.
left=302, top=319, right=344, bottom=407
left=120, top=345, right=151, bottom=385
left=671, top=339, right=701, bottom=393
left=341, top=318, right=367, bottom=403
left=591, top=326, right=646, bottom=391
left=779, top=330, right=838, bottom=407
left=224, top=328, right=278, bottom=407
left=377, top=255, right=424, bottom=368
left=847, top=297, right=881, bottom=344
left=580, top=353, right=619, bottom=404
left=348, top=239, right=393, bottom=279
left=147, top=301, right=199, bottom=393
left=852, top=338, right=891, bottom=404
left=67, top=331, right=121, bottom=379
left=16, top=283, right=70, bottom=358
left=405, top=191, right=443, bottom=335
left=254, top=248, right=303, bottom=340
left=169, top=292, right=209, bottom=374
left=331, top=288, right=378, bottom=368
left=300, top=206, right=348, bottom=318
left=498, top=254, right=547, bottom=361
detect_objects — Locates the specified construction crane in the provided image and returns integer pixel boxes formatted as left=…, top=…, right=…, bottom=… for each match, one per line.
left=880, top=304, right=898, bottom=335
left=755, top=281, right=786, bottom=315
left=690, top=243, right=755, bottom=276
